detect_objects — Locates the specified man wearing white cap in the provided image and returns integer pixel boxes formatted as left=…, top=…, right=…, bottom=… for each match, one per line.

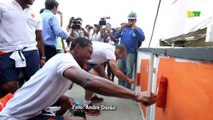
left=114, top=11, right=145, bottom=89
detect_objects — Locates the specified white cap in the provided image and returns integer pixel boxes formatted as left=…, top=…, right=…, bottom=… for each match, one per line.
left=128, top=11, right=137, bottom=19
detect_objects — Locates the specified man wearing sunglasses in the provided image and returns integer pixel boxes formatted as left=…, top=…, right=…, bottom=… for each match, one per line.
left=114, top=11, right=145, bottom=89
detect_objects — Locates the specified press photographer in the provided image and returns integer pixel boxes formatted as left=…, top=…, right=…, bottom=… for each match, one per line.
left=90, top=17, right=110, bottom=42
left=67, top=17, right=89, bottom=40
left=98, top=17, right=117, bottom=43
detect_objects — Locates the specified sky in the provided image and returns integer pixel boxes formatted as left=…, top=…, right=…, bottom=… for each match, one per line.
left=33, top=0, right=159, bottom=47
left=33, top=0, right=158, bottom=28
left=33, top=0, right=213, bottom=47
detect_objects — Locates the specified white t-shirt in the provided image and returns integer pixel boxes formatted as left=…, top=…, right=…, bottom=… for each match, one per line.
left=0, top=0, right=42, bottom=53
left=91, top=32, right=102, bottom=42
left=0, top=53, right=80, bottom=120
left=88, top=41, right=116, bottom=64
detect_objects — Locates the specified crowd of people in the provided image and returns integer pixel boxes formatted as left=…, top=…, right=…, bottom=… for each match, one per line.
left=0, top=0, right=155, bottom=120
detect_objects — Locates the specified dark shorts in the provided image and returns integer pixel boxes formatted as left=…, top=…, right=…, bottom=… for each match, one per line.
left=45, top=45, right=57, bottom=61
left=83, top=63, right=97, bottom=72
left=28, top=114, right=64, bottom=120
left=0, top=50, right=40, bottom=82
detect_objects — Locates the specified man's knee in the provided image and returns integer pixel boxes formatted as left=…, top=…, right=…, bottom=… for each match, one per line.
left=0, top=81, right=18, bottom=97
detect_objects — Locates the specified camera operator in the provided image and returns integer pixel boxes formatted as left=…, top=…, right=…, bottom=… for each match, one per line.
left=91, top=17, right=110, bottom=42
left=67, top=17, right=89, bottom=40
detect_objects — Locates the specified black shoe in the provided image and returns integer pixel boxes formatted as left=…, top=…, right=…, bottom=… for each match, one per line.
left=91, top=95, right=104, bottom=104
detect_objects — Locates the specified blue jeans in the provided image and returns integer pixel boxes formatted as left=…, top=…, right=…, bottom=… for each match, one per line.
left=117, top=53, right=136, bottom=89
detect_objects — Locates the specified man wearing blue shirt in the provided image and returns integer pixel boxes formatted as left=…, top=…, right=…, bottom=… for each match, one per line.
left=41, top=0, right=73, bottom=61
left=114, top=11, right=145, bottom=89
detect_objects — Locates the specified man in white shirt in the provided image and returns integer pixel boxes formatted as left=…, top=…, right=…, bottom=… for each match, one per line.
left=0, top=37, right=156, bottom=120
left=83, top=41, right=135, bottom=116
left=67, top=17, right=89, bottom=39
left=0, top=0, right=45, bottom=98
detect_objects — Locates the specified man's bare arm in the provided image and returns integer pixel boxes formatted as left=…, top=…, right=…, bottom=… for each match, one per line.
left=108, top=60, right=134, bottom=84
left=63, top=66, right=156, bottom=106
left=36, top=30, right=46, bottom=66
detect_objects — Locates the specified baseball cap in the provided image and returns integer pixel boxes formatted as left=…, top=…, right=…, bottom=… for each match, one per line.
left=128, top=11, right=137, bottom=19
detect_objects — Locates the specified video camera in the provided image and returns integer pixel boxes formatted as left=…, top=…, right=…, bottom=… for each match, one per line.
left=99, top=17, right=110, bottom=26
left=68, top=17, right=82, bottom=29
